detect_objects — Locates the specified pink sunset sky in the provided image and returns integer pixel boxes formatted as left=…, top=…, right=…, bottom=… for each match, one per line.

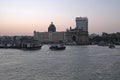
left=0, top=0, right=120, bottom=36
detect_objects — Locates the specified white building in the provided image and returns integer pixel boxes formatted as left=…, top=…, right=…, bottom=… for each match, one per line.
left=76, top=17, right=88, bottom=32
left=34, top=31, right=66, bottom=43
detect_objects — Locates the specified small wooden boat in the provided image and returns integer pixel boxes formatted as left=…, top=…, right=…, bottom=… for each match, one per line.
left=49, top=44, right=66, bottom=50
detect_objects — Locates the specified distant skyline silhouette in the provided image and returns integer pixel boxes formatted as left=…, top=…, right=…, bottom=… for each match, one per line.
left=0, top=0, right=120, bottom=35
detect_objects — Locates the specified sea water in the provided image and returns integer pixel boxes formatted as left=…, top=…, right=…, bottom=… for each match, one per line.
left=0, top=45, right=120, bottom=80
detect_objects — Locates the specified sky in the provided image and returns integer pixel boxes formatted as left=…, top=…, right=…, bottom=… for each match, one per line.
left=0, top=0, right=120, bottom=35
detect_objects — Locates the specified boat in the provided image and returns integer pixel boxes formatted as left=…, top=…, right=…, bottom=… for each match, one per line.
left=98, top=41, right=108, bottom=46
left=109, top=43, right=115, bottom=48
left=49, top=44, right=66, bottom=50
left=24, top=44, right=42, bottom=50
left=66, top=41, right=77, bottom=45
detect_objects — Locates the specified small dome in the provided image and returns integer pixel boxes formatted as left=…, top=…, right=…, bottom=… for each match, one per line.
left=48, top=22, right=56, bottom=32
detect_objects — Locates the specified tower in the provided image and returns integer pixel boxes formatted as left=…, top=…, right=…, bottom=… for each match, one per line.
left=66, top=17, right=89, bottom=45
left=76, top=17, right=88, bottom=32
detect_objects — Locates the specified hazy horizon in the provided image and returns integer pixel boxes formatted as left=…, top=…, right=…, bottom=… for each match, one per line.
left=0, top=0, right=120, bottom=36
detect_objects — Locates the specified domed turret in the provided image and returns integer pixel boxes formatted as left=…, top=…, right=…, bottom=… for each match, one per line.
left=48, top=22, right=56, bottom=32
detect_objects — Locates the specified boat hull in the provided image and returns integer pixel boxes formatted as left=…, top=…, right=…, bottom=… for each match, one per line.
left=49, top=46, right=66, bottom=50
left=25, top=46, right=42, bottom=50
left=49, top=44, right=66, bottom=50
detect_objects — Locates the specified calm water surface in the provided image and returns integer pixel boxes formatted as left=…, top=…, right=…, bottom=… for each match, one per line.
left=0, top=45, right=120, bottom=80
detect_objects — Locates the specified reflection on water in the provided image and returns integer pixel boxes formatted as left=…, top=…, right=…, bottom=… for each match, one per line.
left=0, top=45, right=120, bottom=80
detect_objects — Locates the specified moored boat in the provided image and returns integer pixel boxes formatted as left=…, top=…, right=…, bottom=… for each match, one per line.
left=98, top=41, right=108, bottom=46
left=109, top=43, right=115, bottom=48
left=24, top=44, right=42, bottom=50
left=49, top=44, right=66, bottom=50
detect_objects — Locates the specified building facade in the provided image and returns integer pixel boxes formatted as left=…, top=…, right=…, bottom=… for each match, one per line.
left=66, top=17, right=89, bottom=45
left=34, top=22, right=66, bottom=43
left=34, top=17, right=89, bottom=45
left=66, top=29, right=89, bottom=45
left=34, top=31, right=66, bottom=43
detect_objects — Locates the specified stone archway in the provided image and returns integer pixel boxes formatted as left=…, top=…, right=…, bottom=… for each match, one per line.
left=72, top=36, right=76, bottom=42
